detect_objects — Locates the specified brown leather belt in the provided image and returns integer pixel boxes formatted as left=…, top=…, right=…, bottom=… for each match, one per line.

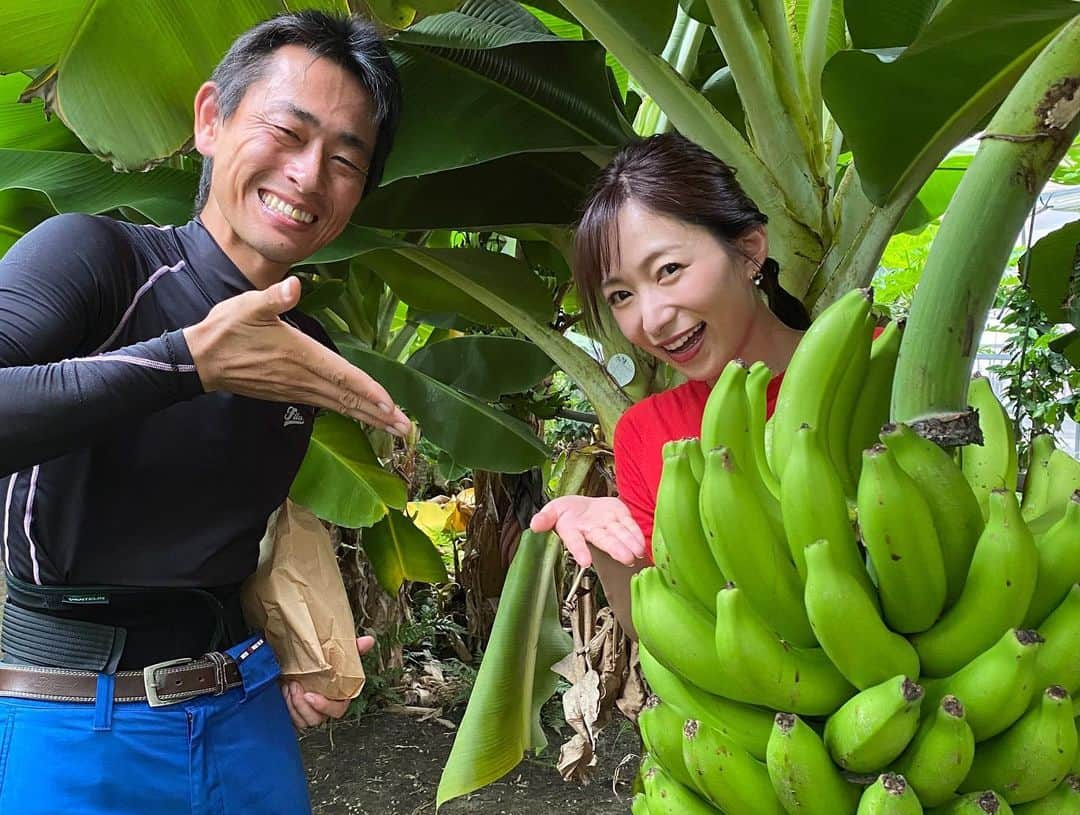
left=0, top=652, right=242, bottom=707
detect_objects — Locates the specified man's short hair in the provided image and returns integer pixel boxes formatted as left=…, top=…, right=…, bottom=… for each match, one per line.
left=193, top=10, right=401, bottom=212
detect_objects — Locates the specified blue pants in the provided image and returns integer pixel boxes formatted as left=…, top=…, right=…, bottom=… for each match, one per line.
left=0, top=635, right=312, bottom=814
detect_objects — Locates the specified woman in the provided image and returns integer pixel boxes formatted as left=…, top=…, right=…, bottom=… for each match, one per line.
left=530, top=133, right=811, bottom=636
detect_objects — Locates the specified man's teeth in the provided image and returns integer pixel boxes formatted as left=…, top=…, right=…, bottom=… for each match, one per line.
left=260, top=192, right=315, bottom=223
left=664, top=323, right=704, bottom=353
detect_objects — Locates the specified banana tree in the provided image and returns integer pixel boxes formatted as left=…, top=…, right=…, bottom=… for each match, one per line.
left=426, top=0, right=1080, bottom=804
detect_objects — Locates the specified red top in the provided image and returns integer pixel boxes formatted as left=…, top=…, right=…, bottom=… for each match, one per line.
left=613, top=373, right=785, bottom=560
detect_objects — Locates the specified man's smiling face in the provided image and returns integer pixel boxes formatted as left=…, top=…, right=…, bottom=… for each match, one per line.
left=196, top=44, right=378, bottom=281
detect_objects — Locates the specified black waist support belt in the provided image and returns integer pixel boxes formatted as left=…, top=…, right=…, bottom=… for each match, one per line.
left=2, top=573, right=249, bottom=671
left=1, top=601, right=127, bottom=672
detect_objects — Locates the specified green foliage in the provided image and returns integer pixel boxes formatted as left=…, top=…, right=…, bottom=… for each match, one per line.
left=872, top=223, right=940, bottom=320
left=823, top=0, right=1078, bottom=205
left=1051, top=137, right=1080, bottom=184
left=987, top=282, right=1079, bottom=457
left=363, top=509, right=450, bottom=595
left=436, top=530, right=573, bottom=808
left=290, top=413, right=408, bottom=528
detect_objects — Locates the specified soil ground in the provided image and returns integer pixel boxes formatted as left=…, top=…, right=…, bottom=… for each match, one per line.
left=301, top=709, right=643, bottom=815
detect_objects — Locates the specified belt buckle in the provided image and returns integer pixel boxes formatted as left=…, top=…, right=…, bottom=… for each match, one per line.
left=143, top=657, right=194, bottom=708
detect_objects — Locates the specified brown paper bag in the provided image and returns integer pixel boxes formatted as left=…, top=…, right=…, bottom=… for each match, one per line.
left=242, top=499, right=366, bottom=700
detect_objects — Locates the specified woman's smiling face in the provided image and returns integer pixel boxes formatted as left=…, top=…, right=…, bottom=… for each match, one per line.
left=601, top=199, right=766, bottom=384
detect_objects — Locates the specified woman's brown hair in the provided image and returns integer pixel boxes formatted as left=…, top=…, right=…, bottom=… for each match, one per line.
left=574, top=133, right=811, bottom=333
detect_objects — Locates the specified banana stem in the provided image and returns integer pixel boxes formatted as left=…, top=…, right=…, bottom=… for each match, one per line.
left=704, top=0, right=825, bottom=233
left=757, top=0, right=811, bottom=115
left=892, top=18, right=1080, bottom=423
left=633, top=5, right=706, bottom=136
left=809, top=164, right=920, bottom=311
left=801, top=0, right=832, bottom=121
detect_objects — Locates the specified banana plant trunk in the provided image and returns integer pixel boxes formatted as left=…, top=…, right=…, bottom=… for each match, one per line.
left=892, top=18, right=1080, bottom=424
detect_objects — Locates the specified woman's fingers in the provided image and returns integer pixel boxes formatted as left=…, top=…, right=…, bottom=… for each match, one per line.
left=588, top=525, right=638, bottom=566
left=559, top=524, right=592, bottom=568
left=613, top=515, right=647, bottom=559
left=529, top=501, right=562, bottom=534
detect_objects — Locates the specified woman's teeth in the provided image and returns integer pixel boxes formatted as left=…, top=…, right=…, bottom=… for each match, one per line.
left=260, top=191, right=315, bottom=223
left=664, top=323, right=705, bottom=354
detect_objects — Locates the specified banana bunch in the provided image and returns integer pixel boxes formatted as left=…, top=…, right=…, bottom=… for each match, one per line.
left=627, top=287, right=1080, bottom=814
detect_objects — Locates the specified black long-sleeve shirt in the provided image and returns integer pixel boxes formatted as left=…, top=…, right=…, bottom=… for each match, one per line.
left=1, top=214, right=323, bottom=588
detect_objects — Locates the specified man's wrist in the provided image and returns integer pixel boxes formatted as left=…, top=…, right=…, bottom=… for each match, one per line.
left=182, top=321, right=218, bottom=392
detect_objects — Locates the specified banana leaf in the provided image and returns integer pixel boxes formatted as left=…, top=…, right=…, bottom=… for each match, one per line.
left=1023, top=219, right=1080, bottom=325
left=356, top=246, right=554, bottom=328
left=843, top=0, right=936, bottom=48
left=361, top=508, right=449, bottom=595
left=383, top=4, right=632, bottom=183
left=334, top=335, right=551, bottom=473
left=290, top=413, right=408, bottom=529
left=0, top=73, right=82, bottom=151
left=353, top=151, right=599, bottom=230
left=0, top=148, right=197, bottom=225
left=823, top=0, right=1080, bottom=205
left=1, top=1, right=285, bottom=170
left=436, top=529, right=572, bottom=808
left=406, top=335, right=555, bottom=400
left=365, top=0, right=460, bottom=29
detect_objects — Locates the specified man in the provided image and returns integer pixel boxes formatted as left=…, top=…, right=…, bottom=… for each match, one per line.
left=0, top=11, right=407, bottom=814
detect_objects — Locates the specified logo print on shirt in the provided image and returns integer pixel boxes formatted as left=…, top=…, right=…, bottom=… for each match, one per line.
left=283, top=406, right=306, bottom=428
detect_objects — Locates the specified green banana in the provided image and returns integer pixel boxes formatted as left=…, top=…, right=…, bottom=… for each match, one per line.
left=880, top=422, right=983, bottom=605
left=638, top=696, right=694, bottom=790
left=923, top=628, right=1043, bottom=742
left=960, top=685, right=1078, bottom=805
left=687, top=437, right=705, bottom=483
left=962, top=375, right=1018, bottom=521
left=927, top=791, right=1015, bottom=814
left=857, top=773, right=925, bottom=815
left=630, top=793, right=652, bottom=815
left=893, top=695, right=975, bottom=807
left=1012, top=774, right=1080, bottom=814
left=642, top=762, right=721, bottom=815
left=638, top=643, right=773, bottom=760
left=1035, top=583, right=1080, bottom=695
left=766, top=712, right=861, bottom=815
left=682, top=719, right=787, bottom=815
left=803, top=539, right=919, bottom=690
left=771, top=287, right=875, bottom=480
left=912, top=489, right=1039, bottom=677
left=635, top=753, right=657, bottom=798
left=1021, top=435, right=1080, bottom=526
left=653, top=439, right=726, bottom=613
left=746, top=360, right=781, bottom=499
left=1021, top=434, right=1059, bottom=521
left=702, top=361, right=787, bottom=541
left=700, top=446, right=815, bottom=647
left=1023, top=491, right=1080, bottom=627
left=781, top=423, right=874, bottom=596
left=826, top=311, right=875, bottom=498
left=701, top=358, right=752, bottom=463
left=631, top=567, right=738, bottom=698
left=824, top=675, right=924, bottom=773
left=714, top=583, right=854, bottom=715
left=848, top=319, right=903, bottom=480
left=857, top=444, right=947, bottom=633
